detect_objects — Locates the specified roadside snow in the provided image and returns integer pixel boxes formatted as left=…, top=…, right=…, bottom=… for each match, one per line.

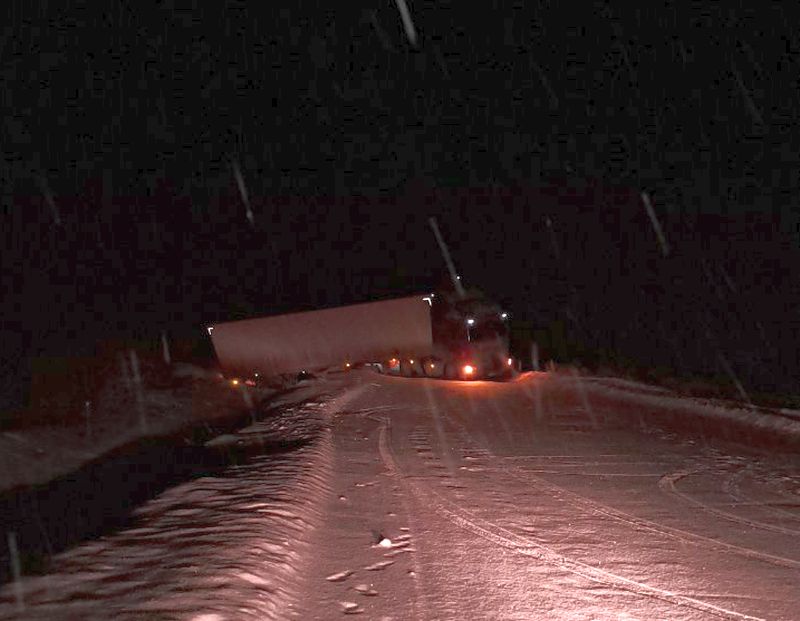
left=581, top=375, right=674, bottom=395
left=573, top=374, right=800, bottom=444
left=0, top=374, right=368, bottom=620
left=0, top=364, right=276, bottom=493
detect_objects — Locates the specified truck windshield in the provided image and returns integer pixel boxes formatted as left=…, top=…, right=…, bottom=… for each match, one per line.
left=470, top=319, right=506, bottom=342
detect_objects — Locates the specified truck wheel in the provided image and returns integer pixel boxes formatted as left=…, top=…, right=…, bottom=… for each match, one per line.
left=422, top=357, right=443, bottom=378
left=400, top=360, right=413, bottom=377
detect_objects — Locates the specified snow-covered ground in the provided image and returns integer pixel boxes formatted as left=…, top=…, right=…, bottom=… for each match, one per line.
left=0, top=363, right=265, bottom=493
left=580, top=374, right=800, bottom=444
left=289, top=372, right=800, bottom=620
left=2, top=370, right=799, bottom=619
left=0, top=368, right=363, bottom=619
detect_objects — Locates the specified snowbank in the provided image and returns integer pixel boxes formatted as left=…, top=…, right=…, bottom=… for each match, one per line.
left=0, top=364, right=281, bottom=493
left=575, top=375, right=800, bottom=448
left=0, top=371, right=364, bottom=620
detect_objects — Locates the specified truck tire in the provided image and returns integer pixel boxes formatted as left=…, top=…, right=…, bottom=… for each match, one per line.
left=400, top=360, right=414, bottom=377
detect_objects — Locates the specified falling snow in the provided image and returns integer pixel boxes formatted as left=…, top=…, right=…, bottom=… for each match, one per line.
left=2, top=4, right=800, bottom=618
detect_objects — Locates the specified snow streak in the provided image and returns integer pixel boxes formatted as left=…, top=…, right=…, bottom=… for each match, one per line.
left=393, top=0, right=418, bottom=48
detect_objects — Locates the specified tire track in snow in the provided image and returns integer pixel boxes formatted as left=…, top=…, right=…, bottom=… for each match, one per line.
left=659, top=469, right=800, bottom=537
left=445, top=415, right=800, bottom=572
left=0, top=385, right=368, bottom=620
left=377, top=418, right=764, bottom=621
left=723, top=465, right=800, bottom=524
left=349, top=406, right=430, bottom=621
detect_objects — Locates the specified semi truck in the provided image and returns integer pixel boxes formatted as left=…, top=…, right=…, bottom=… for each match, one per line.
left=207, top=288, right=514, bottom=383
left=208, top=217, right=515, bottom=382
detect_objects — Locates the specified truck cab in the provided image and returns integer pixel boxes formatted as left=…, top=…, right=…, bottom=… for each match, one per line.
left=430, top=288, right=514, bottom=381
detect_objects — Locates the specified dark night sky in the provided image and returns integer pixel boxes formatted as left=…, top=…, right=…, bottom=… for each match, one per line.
left=2, top=2, right=799, bottom=403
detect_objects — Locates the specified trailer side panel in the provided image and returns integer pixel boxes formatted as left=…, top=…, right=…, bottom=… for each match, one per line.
left=209, top=296, right=433, bottom=376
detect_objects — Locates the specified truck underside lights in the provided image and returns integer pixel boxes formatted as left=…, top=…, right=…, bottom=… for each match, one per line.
left=462, top=364, right=475, bottom=376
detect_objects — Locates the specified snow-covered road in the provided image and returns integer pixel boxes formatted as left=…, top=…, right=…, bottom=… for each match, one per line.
left=2, top=370, right=798, bottom=620
left=296, top=372, right=800, bottom=620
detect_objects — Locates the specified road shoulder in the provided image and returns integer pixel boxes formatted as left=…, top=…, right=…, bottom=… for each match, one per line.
left=293, top=390, right=423, bottom=620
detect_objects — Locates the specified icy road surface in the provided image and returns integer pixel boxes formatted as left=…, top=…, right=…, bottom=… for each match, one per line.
left=296, top=372, right=800, bottom=621
left=2, top=371, right=799, bottom=620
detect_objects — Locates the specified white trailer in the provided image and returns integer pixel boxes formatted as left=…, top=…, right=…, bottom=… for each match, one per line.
left=208, top=295, right=433, bottom=378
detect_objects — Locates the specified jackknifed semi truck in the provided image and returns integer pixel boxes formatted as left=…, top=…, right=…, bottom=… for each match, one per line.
left=208, top=289, right=515, bottom=383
